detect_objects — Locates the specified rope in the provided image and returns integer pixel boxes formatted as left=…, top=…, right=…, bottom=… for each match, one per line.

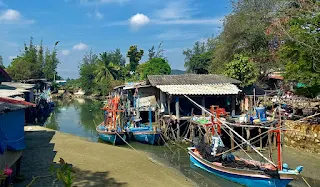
left=160, top=134, right=175, bottom=154
left=301, top=176, right=312, bottom=187
left=183, top=94, right=277, bottom=167
left=216, top=129, right=271, bottom=156
left=221, top=126, right=256, bottom=163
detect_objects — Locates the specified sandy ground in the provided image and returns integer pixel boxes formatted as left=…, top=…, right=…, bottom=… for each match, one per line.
left=17, top=126, right=194, bottom=187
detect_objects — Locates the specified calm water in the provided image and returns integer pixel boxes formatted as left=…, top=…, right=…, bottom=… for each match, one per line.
left=44, top=98, right=241, bottom=187
left=44, top=99, right=318, bottom=187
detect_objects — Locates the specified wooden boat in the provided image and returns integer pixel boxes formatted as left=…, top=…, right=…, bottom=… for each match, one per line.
left=96, top=95, right=126, bottom=145
left=188, top=146, right=301, bottom=187
left=96, top=123, right=126, bottom=145
left=184, top=97, right=303, bottom=187
left=127, top=106, right=161, bottom=145
left=128, top=126, right=161, bottom=145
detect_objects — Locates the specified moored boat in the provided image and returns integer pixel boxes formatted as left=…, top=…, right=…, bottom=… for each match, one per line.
left=188, top=146, right=301, bottom=187
left=126, top=104, right=162, bottom=145
left=184, top=96, right=304, bottom=187
left=96, top=95, right=127, bottom=145
left=128, top=127, right=161, bottom=145
left=96, top=123, right=126, bottom=145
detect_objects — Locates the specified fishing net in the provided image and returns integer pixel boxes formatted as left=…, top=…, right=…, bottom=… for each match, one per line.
left=195, top=137, right=280, bottom=178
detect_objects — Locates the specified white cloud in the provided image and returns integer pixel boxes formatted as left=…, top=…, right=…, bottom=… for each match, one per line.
left=0, top=9, right=21, bottom=21
left=95, top=11, right=103, bottom=19
left=73, top=42, right=88, bottom=51
left=87, top=10, right=103, bottom=20
left=154, top=0, right=196, bottom=20
left=0, top=9, right=35, bottom=24
left=61, top=49, right=71, bottom=56
left=129, top=13, right=150, bottom=29
left=8, top=55, right=17, bottom=61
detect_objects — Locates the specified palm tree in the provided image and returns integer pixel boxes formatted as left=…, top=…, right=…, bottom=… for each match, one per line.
left=94, top=52, right=120, bottom=82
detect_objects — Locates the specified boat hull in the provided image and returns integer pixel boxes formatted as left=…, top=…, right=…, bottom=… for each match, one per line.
left=188, top=148, right=294, bottom=187
left=133, top=131, right=161, bottom=145
left=99, top=132, right=126, bottom=145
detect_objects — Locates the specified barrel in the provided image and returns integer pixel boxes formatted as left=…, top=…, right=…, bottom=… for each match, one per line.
left=255, top=107, right=267, bottom=121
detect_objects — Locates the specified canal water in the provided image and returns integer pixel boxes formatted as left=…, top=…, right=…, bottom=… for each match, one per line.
left=44, top=98, right=312, bottom=187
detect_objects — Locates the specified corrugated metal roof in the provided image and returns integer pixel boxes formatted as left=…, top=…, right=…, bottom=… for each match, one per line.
left=0, top=102, right=28, bottom=114
left=148, top=74, right=241, bottom=86
left=0, top=90, right=24, bottom=97
left=157, top=84, right=241, bottom=95
left=1, top=82, right=35, bottom=89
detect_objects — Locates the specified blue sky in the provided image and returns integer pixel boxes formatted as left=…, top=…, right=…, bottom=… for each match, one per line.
left=0, top=0, right=232, bottom=79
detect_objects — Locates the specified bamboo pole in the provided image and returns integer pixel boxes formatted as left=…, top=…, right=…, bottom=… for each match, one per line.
left=184, top=94, right=277, bottom=167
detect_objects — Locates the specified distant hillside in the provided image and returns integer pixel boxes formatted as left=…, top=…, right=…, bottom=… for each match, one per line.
left=171, top=69, right=185, bottom=75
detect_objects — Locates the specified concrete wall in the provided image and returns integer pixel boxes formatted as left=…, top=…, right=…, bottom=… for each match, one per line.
left=284, top=120, right=320, bottom=154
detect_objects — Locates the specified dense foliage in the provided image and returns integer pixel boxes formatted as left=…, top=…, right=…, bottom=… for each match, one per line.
left=183, top=0, right=320, bottom=97
left=6, top=37, right=60, bottom=81
left=224, top=55, right=258, bottom=87
left=75, top=44, right=171, bottom=96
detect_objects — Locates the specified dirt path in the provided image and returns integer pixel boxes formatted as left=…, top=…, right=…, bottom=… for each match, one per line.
left=17, top=126, right=194, bottom=187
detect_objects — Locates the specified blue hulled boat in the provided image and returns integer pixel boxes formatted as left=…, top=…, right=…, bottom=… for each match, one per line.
left=96, top=124, right=126, bottom=145
left=96, top=95, right=127, bottom=145
left=128, top=126, right=161, bottom=145
left=126, top=104, right=161, bottom=145
left=188, top=147, right=302, bottom=187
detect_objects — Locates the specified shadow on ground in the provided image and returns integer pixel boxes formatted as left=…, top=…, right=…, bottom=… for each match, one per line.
left=15, top=130, right=127, bottom=187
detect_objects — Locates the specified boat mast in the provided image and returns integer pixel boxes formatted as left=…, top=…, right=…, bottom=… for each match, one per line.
left=277, top=106, right=283, bottom=170
left=184, top=94, right=277, bottom=167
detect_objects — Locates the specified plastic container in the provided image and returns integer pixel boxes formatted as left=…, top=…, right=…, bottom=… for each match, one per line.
left=255, top=107, right=267, bottom=122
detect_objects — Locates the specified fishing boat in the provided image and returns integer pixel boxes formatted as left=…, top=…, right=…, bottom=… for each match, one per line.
left=96, top=95, right=126, bottom=145
left=127, top=106, right=161, bottom=145
left=96, top=123, right=126, bottom=145
left=184, top=96, right=303, bottom=187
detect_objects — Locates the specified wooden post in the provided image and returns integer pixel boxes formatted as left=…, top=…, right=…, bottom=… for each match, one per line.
left=190, top=108, right=195, bottom=142
left=175, top=97, right=180, bottom=140
left=231, top=95, right=236, bottom=116
left=201, top=96, right=206, bottom=116
left=268, top=128, right=273, bottom=160
left=167, top=94, right=171, bottom=116
left=246, top=128, right=251, bottom=151
left=259, top=127, right=262, bottom=150
left=160, top=90, right=165, bottom=113
left=230, top=127, right=235, bottom=149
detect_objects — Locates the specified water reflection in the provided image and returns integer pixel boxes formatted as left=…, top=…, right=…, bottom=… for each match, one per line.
left=45, top=98, right=104, bottom=141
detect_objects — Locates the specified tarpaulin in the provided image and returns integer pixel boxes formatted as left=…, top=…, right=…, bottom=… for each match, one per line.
left=0, top=109, right=26, bottom=153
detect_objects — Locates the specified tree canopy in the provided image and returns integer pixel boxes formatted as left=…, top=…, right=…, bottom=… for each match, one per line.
left=224, top=54, right=258, bottom=87
left=6, top=37, right=60, bottom=81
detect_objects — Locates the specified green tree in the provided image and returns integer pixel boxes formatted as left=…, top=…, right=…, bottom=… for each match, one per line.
left=94, top=52, right=120, bottom=82
left=148, top=42, right=166, bottom=61
left=126, top=45, right=144, bottom=73
left=6, top=37, right=61, bottom=81
left=183, top=40, right=214, bottom=74
left=210, top=0, right=280, bottom=75
left=224, top=54, right=258, bottom=86
left=137, top=58, right=171, bottom=79
left=79, top=50, right=98, bottom=94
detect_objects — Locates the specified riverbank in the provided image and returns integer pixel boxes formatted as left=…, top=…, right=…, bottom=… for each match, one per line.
left=18, top=126, right=194, bottom=187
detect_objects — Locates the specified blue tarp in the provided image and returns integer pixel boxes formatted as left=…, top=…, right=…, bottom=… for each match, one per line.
left=0, top=109, right=26, bottom=154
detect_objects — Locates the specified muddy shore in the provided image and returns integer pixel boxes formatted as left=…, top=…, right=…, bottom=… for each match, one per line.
left=18, top=126, right=194, bottom=187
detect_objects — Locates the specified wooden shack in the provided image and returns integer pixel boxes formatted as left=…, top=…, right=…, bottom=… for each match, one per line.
left=147, top=74, right=242, bottom=119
